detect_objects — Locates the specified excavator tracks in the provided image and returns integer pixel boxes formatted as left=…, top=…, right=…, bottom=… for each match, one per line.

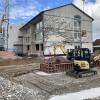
left=67, top=70, right=97, bottom=78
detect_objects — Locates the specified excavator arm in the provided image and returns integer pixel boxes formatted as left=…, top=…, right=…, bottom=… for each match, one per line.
left=52, top=44, right=67, bottom=55
left=94, top=54, right=100, bottom=62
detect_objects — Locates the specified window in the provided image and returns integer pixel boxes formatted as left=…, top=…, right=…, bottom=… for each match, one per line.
left=36, top=23, right=40, bottom=30
left=40, top=22, right=42, bottom=28
left=74, top=32, right=77, bottom=39
left=75, top=45, right=80, bottom=49
left=74, top=15, right=81, bottom=30
left=36, top=21, right=43, bottom=40
left=27, top=45, right=30, bottom=51
left=25, top=37, right=30, bottom=43
left=74, top=15, right=81, bottom=40
left=74, top=31, right=80, bottom=39
left=74, top=20, right=81, bottom=30
left=36, top=21, right=42, bottom=30
left=3, top=27, right=5, bottom=37
left=36, top=44, right=39, bottom=51
left=41, top=44, right=43, bottom=51
left=35, top=34, right=36, bottom=40
left=84, top=50, right=89, bottom=58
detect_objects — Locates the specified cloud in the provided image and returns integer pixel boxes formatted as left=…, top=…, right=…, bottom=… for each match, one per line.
left=43, top=6, right=51, bottom=11
left=0, top=0, right=53, bottom=23
left=73, top=0, right=100, bottom=40
left=9, top=0, right=40, bottom=22
left=10, top=6, right=37, bottom=19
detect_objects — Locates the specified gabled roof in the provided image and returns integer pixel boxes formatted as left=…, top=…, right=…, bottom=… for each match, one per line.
left=93, top=39, right=100, bottom=46
left=20, top=3, right=94, bottom=30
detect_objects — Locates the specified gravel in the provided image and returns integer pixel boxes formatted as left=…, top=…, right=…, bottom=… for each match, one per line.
left=0, top=76, right=49, bottom=100
left=1, top=67, right=100, bottom=100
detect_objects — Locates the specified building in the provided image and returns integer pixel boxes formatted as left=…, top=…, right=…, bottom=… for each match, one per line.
left=19, top=3, right=93, bottom=56
left=0, top=19, right=5, bottom=51
left=0, top=33, right=4, bottom=50
left=8, top=23, right=24, bottom=52
left=93, top=39, right=100, bottom=53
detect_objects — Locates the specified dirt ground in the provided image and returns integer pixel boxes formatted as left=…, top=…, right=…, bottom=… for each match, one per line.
left=0, top=63, right=40, bottom=78
left=0, top=57, right=100, bottom=100
left=0, top=57, right=43, bottom=66
left=12, top=67, right=100, bottom=100
left=0, top=57, right=42, bottom=79
left=0, top=57, right=49, bottom=100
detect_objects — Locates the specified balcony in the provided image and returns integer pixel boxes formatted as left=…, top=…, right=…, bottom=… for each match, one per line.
left=14, top=41, right=23, bottom=46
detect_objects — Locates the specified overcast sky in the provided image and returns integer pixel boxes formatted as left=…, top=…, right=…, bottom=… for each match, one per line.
left=0, top=0, right=100, bottom=40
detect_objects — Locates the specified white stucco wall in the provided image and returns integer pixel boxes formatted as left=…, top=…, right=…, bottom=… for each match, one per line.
left=43, top=4, right=93, bottom=55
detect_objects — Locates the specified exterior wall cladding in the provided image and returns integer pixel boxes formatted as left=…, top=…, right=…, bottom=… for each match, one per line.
left=19, top=4, right=93, bottom=56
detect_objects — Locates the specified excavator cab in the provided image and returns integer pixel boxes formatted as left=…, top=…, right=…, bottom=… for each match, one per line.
left=67, top=48, right=97, bottom=78
left=74, top=48, right=91, bottom=63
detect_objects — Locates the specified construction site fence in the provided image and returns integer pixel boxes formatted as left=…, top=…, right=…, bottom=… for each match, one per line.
left=40, top=63, right=73, bottom=73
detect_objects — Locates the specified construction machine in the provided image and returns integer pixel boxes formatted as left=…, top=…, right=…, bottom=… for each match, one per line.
left=53, top=44, right=67, bottom=55
left=94, top=54, right=100, bottom=62
left=67, top=48, right=97, bottom=78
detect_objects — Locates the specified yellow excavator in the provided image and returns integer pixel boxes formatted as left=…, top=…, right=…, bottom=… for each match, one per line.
left=67, top=48, right=97, bottom=78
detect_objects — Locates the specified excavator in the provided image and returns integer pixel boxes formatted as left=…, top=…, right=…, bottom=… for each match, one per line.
left=67, top=48, right=98, bottom=78
left=94, top=54, right=100, bottom=62
left=53, top=44, right=67, bottom=55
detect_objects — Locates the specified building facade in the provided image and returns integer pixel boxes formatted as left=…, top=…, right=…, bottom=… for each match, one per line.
left=93, top=39, right=100, bottom=53
left=0, top=33, right=4, bottom=50
left=19, top=3, right=93, bottom=56
left=8, top=23, right=24, bottom=52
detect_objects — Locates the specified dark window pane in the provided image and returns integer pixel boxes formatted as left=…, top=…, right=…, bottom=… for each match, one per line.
left=36, top=44, right=39, bottom=51
left=27, top=45, right=30, bottom=51
left=41, top=44, right=43, bottom=51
